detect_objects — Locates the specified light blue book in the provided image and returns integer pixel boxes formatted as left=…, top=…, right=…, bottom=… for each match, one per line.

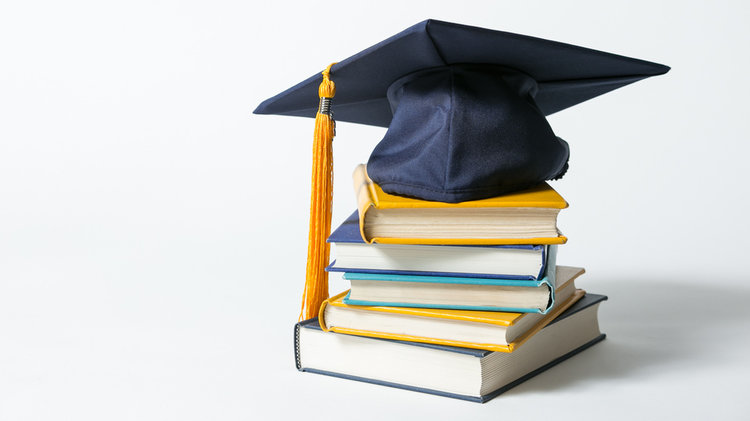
left=342, top=248, right=560, bottom=314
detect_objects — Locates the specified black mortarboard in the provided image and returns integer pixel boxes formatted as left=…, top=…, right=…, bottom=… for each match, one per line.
left=255, top=19, right=669, bottom=202
left=253, top=19, right=669, bottom=319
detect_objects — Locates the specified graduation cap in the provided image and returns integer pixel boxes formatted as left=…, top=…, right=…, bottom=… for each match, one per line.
left=254, top=19, right=669, bottom=319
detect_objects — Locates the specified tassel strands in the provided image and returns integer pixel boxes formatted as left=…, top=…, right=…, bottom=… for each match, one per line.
left=300, top=63, right=337, bottom=321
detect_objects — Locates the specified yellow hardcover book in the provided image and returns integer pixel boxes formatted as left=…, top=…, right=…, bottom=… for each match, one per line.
left=319, top=267, right=586, bottom=352
left=353, top=164, right=569, bottom=245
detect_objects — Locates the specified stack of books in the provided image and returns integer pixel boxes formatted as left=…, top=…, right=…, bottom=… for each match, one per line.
left=294, top=165, right=607, bottom=403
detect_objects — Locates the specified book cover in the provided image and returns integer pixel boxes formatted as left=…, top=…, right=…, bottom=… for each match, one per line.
left=295, top=293, right=608, bottom=403
left=339, top=262, right=557, bottom=313
left=343, top=255, right=564, bottom=314
left=319, top=274, right=585, bottom=352
left=353, top=164, right=569, bottom=245
left=327, top=211, right=550, bottom=280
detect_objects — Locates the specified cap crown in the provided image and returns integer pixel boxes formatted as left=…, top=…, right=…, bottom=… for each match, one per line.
left=367, top=65, right=569, bottom=202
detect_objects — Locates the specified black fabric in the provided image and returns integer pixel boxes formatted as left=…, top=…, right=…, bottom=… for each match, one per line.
left=254, top=19, right=669, bottom=202
left=254, top=19, right=669, bottom=126
left=367, top=64, right=569, bottom=202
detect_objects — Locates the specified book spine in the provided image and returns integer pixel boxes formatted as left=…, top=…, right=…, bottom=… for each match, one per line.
left=541, top=277, right=554, bottom=314
left=353, top=164, right=377, bottom=243
left=537, top=245, right=548, bottom=280
left=545, top=245, right=557, bottom=287
left=318, top=290, right=349, bottom=331
left=294, top=322, right=302, bottom=370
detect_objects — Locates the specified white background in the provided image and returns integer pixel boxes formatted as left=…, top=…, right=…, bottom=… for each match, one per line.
left=2, top=1, right=749, bottom=419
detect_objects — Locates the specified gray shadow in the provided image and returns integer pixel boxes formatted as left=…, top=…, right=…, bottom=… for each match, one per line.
left=499, top=279, right=750, bottom=396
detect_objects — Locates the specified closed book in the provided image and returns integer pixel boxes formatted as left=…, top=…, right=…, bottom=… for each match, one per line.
left=353, top=164, right=568, bottom=245
left=296, top=293, right=607, bottom=403
left=341, top=260, right=569, bottom=315
left=320, top=267, right=585, bottom=352
left=328, top=211, right=553, bottom=280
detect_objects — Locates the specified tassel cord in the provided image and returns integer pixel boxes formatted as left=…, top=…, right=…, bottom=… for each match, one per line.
left=300, top=63, right=337, bottom=320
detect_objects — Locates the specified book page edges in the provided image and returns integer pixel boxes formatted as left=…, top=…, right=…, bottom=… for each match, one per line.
left=353, top=165, right=377, bottom=244
left=507, top=289, right=586, bottom=351
left=326, top=326, right=513, bottom=352
left=354, top=164, right=568, bottom=244
left=323, top=268, right=584, bottom=325
left=318, top=290, right=350, bottom=331
left=322, top=291, right=585, bottom=353
left=324, top=290, right=522, bottom=326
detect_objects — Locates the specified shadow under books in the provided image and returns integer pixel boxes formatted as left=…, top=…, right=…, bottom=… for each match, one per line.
left=501, top=280, right=750, bottom=396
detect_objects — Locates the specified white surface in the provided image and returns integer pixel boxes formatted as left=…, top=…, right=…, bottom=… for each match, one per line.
left=1, top=1, right=750, bottom=419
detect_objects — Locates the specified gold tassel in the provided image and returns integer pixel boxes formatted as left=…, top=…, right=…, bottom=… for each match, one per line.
left=300, top=63, right=337, bottom=321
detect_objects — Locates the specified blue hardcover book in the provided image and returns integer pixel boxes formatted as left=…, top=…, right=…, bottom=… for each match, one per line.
left=340, top=248, right=562, bottom=314
left=294, top=293, right=607, bottom=403
left=327, top=211, right=552, bottom=280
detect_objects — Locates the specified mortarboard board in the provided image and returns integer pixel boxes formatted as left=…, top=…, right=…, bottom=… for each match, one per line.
left=253, top=19, right=669, bottom=319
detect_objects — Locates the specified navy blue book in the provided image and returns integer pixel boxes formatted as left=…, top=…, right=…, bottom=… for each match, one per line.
left=327, top=211, right=554, bottom=280
left=294, top=293, right=607, bottom=403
